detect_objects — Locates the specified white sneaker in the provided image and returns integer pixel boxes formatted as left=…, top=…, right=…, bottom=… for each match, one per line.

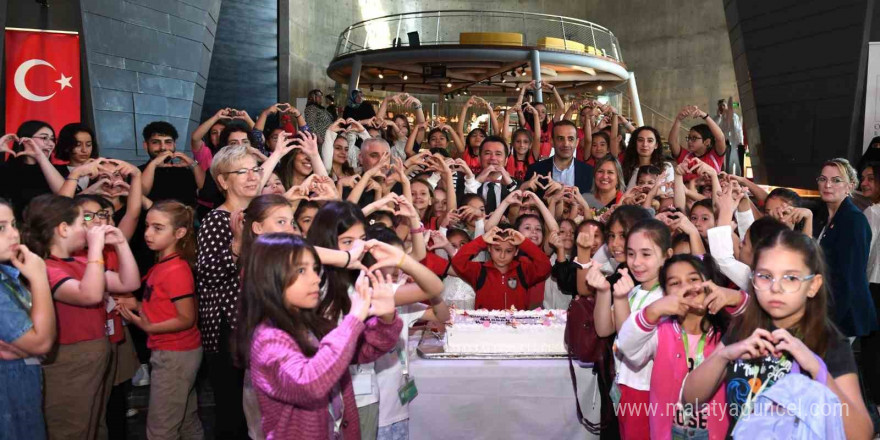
left=132, top=364, right=150, bottom=387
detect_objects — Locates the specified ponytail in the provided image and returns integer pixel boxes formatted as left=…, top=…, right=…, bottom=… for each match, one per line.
left=149, top=200, right=197, bottom=266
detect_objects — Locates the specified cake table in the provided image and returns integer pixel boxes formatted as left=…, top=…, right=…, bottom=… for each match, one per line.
left=407, top=330, right=601, bottom=439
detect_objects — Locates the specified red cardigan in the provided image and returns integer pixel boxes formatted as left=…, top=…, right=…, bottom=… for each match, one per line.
left=451, top=236, right=551, bottom=309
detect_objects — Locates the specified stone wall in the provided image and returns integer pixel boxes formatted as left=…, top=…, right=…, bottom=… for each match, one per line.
left=80, top=0, right=222, bottom=162
left=579, top=0, right=738, bottom=135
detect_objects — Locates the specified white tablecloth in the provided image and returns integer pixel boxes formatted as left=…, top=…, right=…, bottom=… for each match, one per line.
left=408, top=356, right=601, bottom=439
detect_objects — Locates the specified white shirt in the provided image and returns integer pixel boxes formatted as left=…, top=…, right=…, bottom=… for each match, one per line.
left=713, top=112, right=743, bottom=147
left=614, top=284, right=663, bottom=391
left=375, top=303, right=428, bottom=427
left=543, top=254, right=572, bottom=310
left=552, top=159, right=576, bottom=187
left=321, top=128, right=370, bottom=172
left=707, top=225, right=751, bottom=291
left=346, top=285, right=379, bottom=408
left=864, top=204, right=880, bottom=284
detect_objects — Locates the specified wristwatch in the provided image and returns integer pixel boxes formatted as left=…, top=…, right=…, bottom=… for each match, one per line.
left=189, top=159, right=199, bottom=169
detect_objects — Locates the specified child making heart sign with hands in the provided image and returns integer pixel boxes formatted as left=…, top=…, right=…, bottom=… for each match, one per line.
left=588, top=218, right=672, bottom=439
left=21, top=194, right=140, bottom=439
left=451, top=226, right=551, bottom=310
left=617, top=254, right=734, bottom=439
left=682, top=229, right=874, bottom=438
left=238, top=233, right=402, bottom=440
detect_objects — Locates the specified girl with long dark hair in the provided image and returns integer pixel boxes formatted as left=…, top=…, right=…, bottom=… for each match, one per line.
left=236, top=233, right=401, bottom=439
left=683, top=229, right=874, bottom=438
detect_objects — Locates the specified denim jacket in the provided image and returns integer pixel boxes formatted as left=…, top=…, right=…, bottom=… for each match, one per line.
left=0, top=264, right=32, bottom=346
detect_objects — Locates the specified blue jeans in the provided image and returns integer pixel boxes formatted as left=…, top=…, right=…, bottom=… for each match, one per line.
left=0, top=359, right=45, bottom=440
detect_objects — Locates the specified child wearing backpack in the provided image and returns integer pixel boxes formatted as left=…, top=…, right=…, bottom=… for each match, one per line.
left=682, top=229, right=874, bottom=438
left=451, top=226, right=551, bottom=310
left=115, top=200, right=203, bottom=439
left=617, top=254, right=744, bottom=439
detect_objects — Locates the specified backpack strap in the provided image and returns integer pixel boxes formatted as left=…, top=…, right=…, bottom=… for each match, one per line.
left=515, top=265, right=530, bottom=290
left=475, top=265, right=488, bottom=291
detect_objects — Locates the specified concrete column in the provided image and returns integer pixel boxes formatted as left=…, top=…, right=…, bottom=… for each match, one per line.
left=627, top=72, right=645, bottom=127
left=530, top=50, right=542, bottom=102
left=349, top=56, right=362, bottom=92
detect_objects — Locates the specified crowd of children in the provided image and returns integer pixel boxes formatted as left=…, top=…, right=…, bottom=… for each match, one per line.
left=1, top=82, right=879, bottom=439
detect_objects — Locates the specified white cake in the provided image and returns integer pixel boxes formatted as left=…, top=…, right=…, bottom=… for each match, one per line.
left=444, top=309, right=567, bottom=355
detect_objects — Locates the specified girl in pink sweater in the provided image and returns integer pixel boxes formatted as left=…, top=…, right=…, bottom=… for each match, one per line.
left=234, top=233, right=402, bottom=439
left=617, top=254, right=745, bottom=439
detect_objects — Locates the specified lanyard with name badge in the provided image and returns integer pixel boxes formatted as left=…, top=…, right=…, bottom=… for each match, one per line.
left=682, top=331, right=707, bottom=372
left=398, top=319, right=419, bottom=405
left=628, top=283, right=659, bottom=311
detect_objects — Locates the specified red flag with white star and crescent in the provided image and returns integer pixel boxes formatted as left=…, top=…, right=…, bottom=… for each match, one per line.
left=4, top=29, right=80, bottom=135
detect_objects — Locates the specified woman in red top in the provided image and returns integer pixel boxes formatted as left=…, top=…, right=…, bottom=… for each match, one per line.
left=117, top=200, right=203, bottom=439
left=22, top=194, right=140, bottom=439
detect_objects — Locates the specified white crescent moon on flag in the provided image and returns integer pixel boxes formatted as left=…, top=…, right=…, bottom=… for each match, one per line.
left=14, top=59, right=57, bottom=102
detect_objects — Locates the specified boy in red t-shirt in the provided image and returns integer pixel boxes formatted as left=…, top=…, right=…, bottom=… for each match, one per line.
left=451, top=227, right=552, bottom=310
left=669, top=105, right=727, bottom=181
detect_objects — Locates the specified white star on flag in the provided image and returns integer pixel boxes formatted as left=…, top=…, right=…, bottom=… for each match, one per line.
left=55, top=73, right=73, bottom=90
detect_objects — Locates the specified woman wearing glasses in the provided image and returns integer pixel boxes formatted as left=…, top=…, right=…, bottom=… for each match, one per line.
left=197, top=144, right=263, bottom=439
left=815, top=158, right=878, bottom=340
left=0, top=121, right=67, bottom=218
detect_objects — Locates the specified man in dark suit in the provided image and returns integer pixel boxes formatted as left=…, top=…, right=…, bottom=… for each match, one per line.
left=525, top=119, right=594, bottom=194
left=458, top=135, right=517, bottom=214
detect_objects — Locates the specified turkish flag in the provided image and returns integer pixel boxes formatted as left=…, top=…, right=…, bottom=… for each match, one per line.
left=4, top=29, right=80, bottom=135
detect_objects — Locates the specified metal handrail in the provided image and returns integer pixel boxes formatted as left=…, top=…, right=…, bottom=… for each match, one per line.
left=333, top=10, right=623, bottom=62
left=616, top=92, right=689, bottom=136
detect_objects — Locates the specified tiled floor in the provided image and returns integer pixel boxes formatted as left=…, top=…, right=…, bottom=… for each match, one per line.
left=124, top=375, right=216, bottom=439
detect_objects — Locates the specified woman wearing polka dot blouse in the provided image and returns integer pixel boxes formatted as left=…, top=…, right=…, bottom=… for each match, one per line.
left=197, top=145, right=262, bottom=439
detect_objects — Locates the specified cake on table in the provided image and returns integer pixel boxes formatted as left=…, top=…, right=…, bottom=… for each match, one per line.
left=444, top=308, right=567, bottom=355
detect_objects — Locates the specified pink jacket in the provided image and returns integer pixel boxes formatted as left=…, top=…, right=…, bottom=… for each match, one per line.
left=617, top=309, right=729, bottom=440
left=250, top=314, right=402, bottom=440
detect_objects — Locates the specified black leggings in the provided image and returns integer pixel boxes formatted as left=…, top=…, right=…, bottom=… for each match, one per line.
left=860, top=283, right=880, bottom=403
left=205, top=320, right=248, bottom=440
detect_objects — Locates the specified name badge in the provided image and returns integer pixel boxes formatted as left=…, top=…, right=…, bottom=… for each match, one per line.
left=398, top=375, right=418, bottom=405
left=507, top=278, right=518, bottom=289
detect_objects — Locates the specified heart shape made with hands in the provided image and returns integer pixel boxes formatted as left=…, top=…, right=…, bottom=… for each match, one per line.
left=495, top=229, right=514, bottom=242
left=105, top=180, right=130, bottom=197
left=0, top=146, right=28, bottom=158
left=277, top=103, right=291, bottom=112
left=508, top=192, right=524, bottom=205
left=685, top=158, right=702, bottom=172
left=534, top=174, right=552, bottom=190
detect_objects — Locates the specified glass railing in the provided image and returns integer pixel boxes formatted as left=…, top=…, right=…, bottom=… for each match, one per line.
left=334, top=10, right=623, bottom=63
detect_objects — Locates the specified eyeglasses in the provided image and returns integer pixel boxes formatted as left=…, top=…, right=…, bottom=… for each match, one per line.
left=751, top=271, right=816, bottom=293
left=222, top=166, right=263, bottom=176
left=83, top=211, right=111, bottom=222
left=685, top=136, right=703, bottom=142
left=33, top=135, right=56, bottom=143
left=816, top=176, right=847, bottom=186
